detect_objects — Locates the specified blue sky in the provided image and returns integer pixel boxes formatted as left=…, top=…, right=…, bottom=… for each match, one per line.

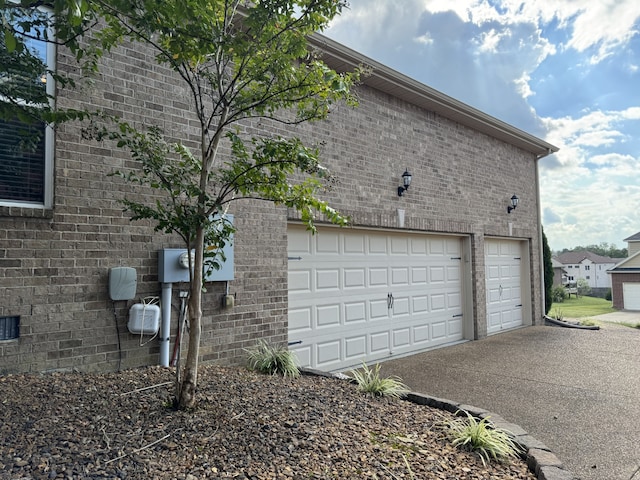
left=324, top=0, right=640, bottom=251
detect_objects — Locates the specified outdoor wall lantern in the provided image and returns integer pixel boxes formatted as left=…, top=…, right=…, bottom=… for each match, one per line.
left=397, top=169, right=412, bottom=196
left=507, top=194, right=519, bottom=213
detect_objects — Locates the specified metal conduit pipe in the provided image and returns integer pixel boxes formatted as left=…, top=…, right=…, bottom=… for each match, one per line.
left=160, top=282, right=172, bottom=367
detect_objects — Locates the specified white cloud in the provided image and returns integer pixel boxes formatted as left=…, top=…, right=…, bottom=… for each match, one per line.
left=514, top=72, right=533, bottom=98
left=574, top=130, right=624, bottom=148
left=422, top=0, right=475, bottom=20
left=620, top=106, right=640, bottom=119
left=414, top=33, right=434, bottom=46
left=423, top=0, right=640, bottom=64
left=542, top=109, right=640, bottom=154
left=565, top=1, right=640, bottom=63
left=589, top=152, right=637, bottom=170
left=540, top=177, right=640, bottom=250
left=477, top=28, right=510, bottom=53
left=539, top=106, right=640, bottom=249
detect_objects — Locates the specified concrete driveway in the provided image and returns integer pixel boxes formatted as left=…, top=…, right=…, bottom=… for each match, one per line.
left=378, top=320, right=640, bottom=480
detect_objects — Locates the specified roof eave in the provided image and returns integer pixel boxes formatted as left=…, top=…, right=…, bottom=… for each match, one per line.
left=608, top=250, right=640, bottom=271
left=310, top=33, right=559, bottom=158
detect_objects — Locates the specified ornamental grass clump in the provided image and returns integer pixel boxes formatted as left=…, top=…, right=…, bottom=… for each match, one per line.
left=350, top=362, right=410, bottom=399
left=245, top=340, right=300, bottom=378
left=447, top=411, right=522, bottom=466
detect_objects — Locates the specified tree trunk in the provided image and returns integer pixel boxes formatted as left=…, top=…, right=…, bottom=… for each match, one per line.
left=176, top=228, right=205, bottom=410
left=176, top=301, right=201, bottom=409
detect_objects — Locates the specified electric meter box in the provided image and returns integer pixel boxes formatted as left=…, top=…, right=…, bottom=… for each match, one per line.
left=128, top=303, right=161, bottom=335
left=157, top=215, right=234, bottom=283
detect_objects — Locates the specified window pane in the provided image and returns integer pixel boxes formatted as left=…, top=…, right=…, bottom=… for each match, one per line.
left=0, top=118, right=45, bottom=203
left=0, top=7, right=51, bottom=206
left=0, top=11, right=49, bottom=105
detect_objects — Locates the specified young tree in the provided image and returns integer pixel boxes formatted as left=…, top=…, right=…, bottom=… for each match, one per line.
left=81, top=0, right=360, bottom=409
left=542, top=227, right=554, bottom=314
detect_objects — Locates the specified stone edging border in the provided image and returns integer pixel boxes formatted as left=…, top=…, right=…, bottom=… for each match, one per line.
left=301, top=368, right=576, bottom=480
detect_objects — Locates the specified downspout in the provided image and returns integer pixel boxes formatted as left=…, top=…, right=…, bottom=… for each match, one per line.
left=535, top=148, right=553, bottom=321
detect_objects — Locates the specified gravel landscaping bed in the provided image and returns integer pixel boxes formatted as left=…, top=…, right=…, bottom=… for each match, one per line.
left=0, top=365, right=536, bottom=479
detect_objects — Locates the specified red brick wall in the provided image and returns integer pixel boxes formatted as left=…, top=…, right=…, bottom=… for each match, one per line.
left=611, top=273, right=640, bottom=309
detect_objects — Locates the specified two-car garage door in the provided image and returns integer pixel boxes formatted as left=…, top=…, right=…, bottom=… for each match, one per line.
left=287, top=225, right=465, bottom=371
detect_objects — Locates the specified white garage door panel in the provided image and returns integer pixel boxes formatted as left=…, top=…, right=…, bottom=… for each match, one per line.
left=623, top=283, right=640, bottom=310
left=288, top=226, right=465, bottom=371
left=317, top=340, right=341, bottom=365
left=289, top=307, right=312, bottom=331
left=345, top=269, right=366, bottom=288
left=345, top=335, right=366, bottom=357
left=485, top=239, right=524, bottom=335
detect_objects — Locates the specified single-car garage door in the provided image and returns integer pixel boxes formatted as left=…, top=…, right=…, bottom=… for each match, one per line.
left=485, top=239, right=524, bottom=334
left=288, top=225, right=465, bottom=371
left=623, top=283, right=640, bottom=310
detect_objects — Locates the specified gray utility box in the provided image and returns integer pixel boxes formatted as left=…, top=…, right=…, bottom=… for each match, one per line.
left=158, top=246, right=234, bottom=283
left=158, top=215, right=234, bottom=283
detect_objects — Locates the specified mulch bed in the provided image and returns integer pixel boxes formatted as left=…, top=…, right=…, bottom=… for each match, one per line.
left=0, top=365, right=536, bottom=479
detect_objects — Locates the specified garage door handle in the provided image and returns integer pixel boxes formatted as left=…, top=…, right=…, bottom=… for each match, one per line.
left=387, top=293, right=394, bottom=309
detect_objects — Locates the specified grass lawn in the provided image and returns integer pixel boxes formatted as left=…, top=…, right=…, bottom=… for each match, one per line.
left=549, top=295, right=617, bottom=319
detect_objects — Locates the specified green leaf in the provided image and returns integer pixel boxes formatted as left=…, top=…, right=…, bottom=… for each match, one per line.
left=4, top=28, right=17, bottom=53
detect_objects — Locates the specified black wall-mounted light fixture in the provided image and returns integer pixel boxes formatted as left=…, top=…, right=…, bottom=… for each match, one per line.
left=507, top=194, right=519, bottom=213
left=397, top=169, right=412, bottom=196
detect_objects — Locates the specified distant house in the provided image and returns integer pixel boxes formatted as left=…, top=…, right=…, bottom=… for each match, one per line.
left=551, top=257, right=568, bottom=287
left=553, top=251, right=617, bottom=291
left=608, top=232, right=640, bottom=311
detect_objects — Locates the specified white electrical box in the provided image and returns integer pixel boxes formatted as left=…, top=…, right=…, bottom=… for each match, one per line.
left=109, top=267, right=137, bottom=301
left=128, top=303, right=160, bottom=335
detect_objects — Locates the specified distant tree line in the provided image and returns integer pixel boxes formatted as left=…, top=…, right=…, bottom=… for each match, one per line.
left=555, top=242, right=627, bottom=258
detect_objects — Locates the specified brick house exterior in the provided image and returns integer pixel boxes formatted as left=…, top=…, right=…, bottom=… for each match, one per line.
left=0, top=34, right=557, bottom=374
left=611, top=272, right=640, bottom=310
left=609, top=231, right=640, bottom=310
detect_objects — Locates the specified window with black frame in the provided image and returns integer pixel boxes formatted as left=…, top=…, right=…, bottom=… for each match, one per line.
left=0, top=6, right=52, bottom=207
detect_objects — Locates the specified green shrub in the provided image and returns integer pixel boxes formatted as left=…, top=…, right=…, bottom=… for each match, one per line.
left=350, top=362, right=410, bottom=399
left=447, top=411, right=522, bottom=466
left=605, top=288, right=612, bottom=301
left=577, top=278, right=591, bottom=297
left=551, top=285, right=567, bottom=303
left=245, top=340, right=300, bottom=378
